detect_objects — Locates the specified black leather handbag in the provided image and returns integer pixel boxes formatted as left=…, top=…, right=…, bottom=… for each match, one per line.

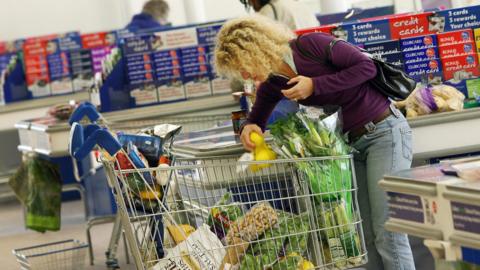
left=295, top=35, right=417, bottom=101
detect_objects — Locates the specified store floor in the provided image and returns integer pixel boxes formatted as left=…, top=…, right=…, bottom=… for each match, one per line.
left=0, top=199, right=134, bottom=270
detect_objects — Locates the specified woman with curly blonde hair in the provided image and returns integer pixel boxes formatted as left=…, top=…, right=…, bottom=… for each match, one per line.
left=215, top=15, right=416, bottom=270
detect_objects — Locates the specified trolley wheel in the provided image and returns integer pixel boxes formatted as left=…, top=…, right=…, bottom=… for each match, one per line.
left=106, top=258, right=120, bottom=269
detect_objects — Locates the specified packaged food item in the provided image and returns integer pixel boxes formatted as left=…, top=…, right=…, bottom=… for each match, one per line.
left=118, top=134, right=163, bottom=167
left=239, top=211, right=312, bottom=270
left=231, top=110, right=247, bottom=135
left=226, top=202, right=278, bottom=245
left=220, top=237, right=250, bottom=269
left=207, top=192, right=244, bottom=240
left=152, top=225, right=225, bottom=270
left=167, top=224, right=195, bottom=245
left=395, top=84, right=465, bottom=118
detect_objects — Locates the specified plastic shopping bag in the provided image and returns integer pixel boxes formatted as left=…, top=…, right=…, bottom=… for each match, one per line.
left=152, top=224, right=226, bottom=270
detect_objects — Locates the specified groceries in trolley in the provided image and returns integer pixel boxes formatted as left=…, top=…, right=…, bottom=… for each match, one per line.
left=69, top=103, right=367, bottom=270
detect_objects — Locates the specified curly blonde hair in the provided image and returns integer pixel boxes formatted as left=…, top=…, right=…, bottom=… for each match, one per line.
left=214, top=15, right=295, bottom=81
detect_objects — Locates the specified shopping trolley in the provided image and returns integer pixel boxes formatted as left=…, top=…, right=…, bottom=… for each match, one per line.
left=68, top=102, right=232, bottom=268
left=69, top=115, right=368, bottom=269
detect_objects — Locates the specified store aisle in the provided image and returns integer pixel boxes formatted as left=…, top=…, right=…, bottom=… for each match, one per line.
left=0, top=199, right=134, bottom=270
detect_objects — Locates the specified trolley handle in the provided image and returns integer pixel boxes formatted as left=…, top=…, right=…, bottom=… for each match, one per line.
left=70, top=123, right=122, bottom=161
left=69, top=102, right=101, bottom=125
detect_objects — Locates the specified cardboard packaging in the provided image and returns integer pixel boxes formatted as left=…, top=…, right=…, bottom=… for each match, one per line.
left=439, top=42, right=476, bottom=58
left=23, top=40, right=51, bottom=97
left=69, top=49, right=94, bottom=92
left=403, top=47, right=439, bottom=64
left=441, top=54, right=480, bottom=81
left=401, top=34, right=438, bottom=52
left=405, top=59, right=443, bottom=84
left=46, top=39, right=73, bottom=95
left=182, top=64, right=212, bottom=98
left=130, top=83, right=158, bottom=106
left=156, top=68, right=185, bottom=102
left=437, top=29, right=474, bottom=47
left=364, top=40, right=401, bottom=55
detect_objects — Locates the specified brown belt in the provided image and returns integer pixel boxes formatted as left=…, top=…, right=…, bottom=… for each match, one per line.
left=349, top=107, right=393, bottom=141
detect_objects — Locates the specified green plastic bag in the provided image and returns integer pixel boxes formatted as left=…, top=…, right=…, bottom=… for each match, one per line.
left=9, top=157, right=61, bottom=233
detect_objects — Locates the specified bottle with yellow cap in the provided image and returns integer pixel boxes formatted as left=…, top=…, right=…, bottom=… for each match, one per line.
left=249, top=132, right=277, bottom=172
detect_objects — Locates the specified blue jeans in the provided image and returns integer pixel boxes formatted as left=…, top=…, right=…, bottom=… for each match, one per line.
left=352, top=106, right=416, bottom=270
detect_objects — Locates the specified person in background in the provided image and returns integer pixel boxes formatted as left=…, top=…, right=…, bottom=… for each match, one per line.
left=126, top=0, right=171, bottom=32
left=240, top=0, right=319, bottom=31
left=214, top=15, right=416, bottom=270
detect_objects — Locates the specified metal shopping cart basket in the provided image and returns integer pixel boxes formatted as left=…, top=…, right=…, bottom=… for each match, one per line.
left=69, top=121, right=367, bottom=269
left=12, top=239, right=88, bottom=270
left=67, top=103, right=231, bottom=268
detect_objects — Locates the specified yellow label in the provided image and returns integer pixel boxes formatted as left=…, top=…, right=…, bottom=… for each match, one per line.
left=474, top=28, right=480, bottom=51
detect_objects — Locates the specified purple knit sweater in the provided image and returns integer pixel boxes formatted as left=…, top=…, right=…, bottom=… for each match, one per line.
left=246, top=33, right=390, bottom=132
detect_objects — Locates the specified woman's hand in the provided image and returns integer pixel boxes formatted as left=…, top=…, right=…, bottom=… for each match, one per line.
left=281, top=76, right=314, bottom=101
left=240, top=124, right=263, bottom=152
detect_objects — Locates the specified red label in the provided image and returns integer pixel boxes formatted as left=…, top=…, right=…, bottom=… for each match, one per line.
left=437, top=29, right=474, bottom=47
left=26, top=73, right=50, bottom=85
left=81, top=32, right=116, bottom=49
left=296, top=25, right=336, bottom=36
left=23, top=41, right=48, bottom=57
left=439, top=42, right=476, bottom=58
left=389, top=13, right=435, bottom=40
left=24, top=34, right=58, bottom=45
left=0, top=42, right=6, bottom=55
left=81, top=32, right=108, bottom=49
left=441, top=54, right=480, bottom=80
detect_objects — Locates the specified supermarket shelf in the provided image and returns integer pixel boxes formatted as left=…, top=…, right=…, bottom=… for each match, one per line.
left=0, top=92, right=89, bottom=115
left=408, top=108, right=480, bottom=161
left=0, top=92, right=89, bottom=132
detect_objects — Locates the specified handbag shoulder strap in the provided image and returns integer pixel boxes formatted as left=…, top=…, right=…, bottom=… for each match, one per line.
left=294, top=34, right=341, bottom=65
left=267, top=3, right=278, bottom=20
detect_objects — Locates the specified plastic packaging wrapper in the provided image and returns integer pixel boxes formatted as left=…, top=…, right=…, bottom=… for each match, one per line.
left=226, top=202, right=278, bottom=245
left=239, top=211, right=313, bottom=270
left=207, top=192, right=244, bottom=240
left=152, top=225, right=226, bottom=270
left=9, top=157, right=61, bottom=232
left=395, top=84, right=465, bottom=118
left=269, top=110, right=353, bottom=217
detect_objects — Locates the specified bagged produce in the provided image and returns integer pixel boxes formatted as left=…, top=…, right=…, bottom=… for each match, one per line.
left=9, top=156, right=61, bottom=232
left=207, top=192, right=244, bottom=240
left=395, top=84, right=465, bottom=118
left=269, top=111, right=353, bottom=218
left=239, top=210, right=313, bottom=270
left=226, top=202, right=278, bottom=245
left=318, top=200, right=363, bottom=268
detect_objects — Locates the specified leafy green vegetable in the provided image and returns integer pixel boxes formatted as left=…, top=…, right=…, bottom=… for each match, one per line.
left=239, top=211, right=311, bottom=270
left=269, top=112, right=353, bottom=218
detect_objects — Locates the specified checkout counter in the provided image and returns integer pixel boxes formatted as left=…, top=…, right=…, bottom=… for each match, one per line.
left=380, top=159, right=480, bottom=268
left=0, top=92, right=88, bottom=201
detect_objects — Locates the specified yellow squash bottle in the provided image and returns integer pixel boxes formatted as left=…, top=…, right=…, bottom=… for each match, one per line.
left=249, top=132, right=277, bottom=172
